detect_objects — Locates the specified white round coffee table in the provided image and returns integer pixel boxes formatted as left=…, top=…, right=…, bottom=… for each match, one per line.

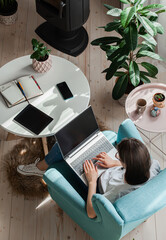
left=0, top=55, right=90, bottom=138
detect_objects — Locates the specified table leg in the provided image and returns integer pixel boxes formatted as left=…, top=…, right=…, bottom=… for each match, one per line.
left=137, top=128, right=166, bottom=156
left=42, top=137, right=48, bottom=156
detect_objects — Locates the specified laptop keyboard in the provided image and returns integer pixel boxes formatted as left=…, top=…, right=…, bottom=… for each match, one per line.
left=71, top=136, right=114, bottom=175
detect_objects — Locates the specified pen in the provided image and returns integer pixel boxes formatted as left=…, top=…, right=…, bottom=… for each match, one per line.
left=17, top=82, right=29, bottom=103
left=31, top=75, right=41, bottom=90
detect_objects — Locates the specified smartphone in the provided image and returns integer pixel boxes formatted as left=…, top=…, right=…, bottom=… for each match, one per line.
left=56, top=82, right=73, bottom=100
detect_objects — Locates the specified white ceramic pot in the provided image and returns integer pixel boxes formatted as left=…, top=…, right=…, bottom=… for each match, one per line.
left=32, top=55, right=52, bottom=73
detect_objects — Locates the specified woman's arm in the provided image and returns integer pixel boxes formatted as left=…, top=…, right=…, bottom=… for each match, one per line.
left=83, top=160, right=98, bottom=218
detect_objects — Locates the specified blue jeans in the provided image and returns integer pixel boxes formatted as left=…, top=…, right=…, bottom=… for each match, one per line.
left=45, top=143, right=88, bottom=200
left=45, top=143, right=63, bottom=165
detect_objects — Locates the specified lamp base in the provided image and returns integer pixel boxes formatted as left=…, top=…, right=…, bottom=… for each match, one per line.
left=35, top=22, right=89, bottom=57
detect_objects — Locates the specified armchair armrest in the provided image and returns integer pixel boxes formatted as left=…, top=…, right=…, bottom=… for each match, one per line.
left=43, top=168, right=86, bottom=210
left=44, top=168, right=101, bottom=222
left=92, top=194, right=124, bottom=226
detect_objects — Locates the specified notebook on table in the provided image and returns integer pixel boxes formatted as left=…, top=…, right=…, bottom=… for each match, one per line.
left=0, top=75, right=43, bottom=107
left=14, top=104, right=53, bottom=135
left=55, top=106, right=118, bottom=186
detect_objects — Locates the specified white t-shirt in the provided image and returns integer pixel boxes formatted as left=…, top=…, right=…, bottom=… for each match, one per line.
left=98, top=159, right=160, bottom=203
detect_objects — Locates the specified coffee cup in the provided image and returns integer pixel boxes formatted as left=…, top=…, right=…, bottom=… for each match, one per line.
left=136, top=98, right=147, bottom=114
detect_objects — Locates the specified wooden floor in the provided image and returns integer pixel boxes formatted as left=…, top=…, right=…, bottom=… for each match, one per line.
left=0, top=0, right=166, bottom=239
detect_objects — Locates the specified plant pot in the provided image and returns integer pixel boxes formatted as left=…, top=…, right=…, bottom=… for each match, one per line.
left=153, top=93, right=165, bottom=108
left=32, top=55, right=52, bottom=73
left=0, top=1, right=18, bottom=25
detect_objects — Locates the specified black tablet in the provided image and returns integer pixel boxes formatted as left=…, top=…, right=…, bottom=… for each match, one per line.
left=14, top=104, right=53, bottom=135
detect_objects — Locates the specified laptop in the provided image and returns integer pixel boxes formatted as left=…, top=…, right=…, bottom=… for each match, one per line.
left=55, top=106, right=118, bottom=185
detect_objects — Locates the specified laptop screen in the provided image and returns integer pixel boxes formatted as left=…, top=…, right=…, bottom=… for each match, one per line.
left=55, top=106, right=99, bottom=157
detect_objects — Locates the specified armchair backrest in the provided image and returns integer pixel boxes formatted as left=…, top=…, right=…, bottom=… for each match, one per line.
left=113, top=168, right=166, bottom=236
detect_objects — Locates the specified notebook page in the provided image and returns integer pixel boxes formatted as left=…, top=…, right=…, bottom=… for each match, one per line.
left=18, top=76, right=42, bottom=99
left=1, top=82, right=25, bottom=105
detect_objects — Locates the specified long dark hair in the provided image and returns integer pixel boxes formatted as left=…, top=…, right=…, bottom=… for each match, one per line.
left=117, top=138, right=151, bottom=185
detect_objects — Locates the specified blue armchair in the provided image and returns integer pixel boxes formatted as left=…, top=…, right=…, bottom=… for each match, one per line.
left=43, top=119, right=166, bottom=240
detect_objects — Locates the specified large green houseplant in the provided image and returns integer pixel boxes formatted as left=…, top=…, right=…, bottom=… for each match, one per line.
left=91, top=0, right=166, bottom=100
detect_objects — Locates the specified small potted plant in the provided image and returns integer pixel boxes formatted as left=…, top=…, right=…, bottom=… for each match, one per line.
left=153, top=93, right=165, bottom=108
left=30, top=38, right=52, bottom=73
left=0, top=0, right=18, bottom=25
left=91, top=0, right=166, bottom=105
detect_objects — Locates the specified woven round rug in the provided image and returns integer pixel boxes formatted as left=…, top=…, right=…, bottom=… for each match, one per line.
left=3, top=138, right=48, bottom=198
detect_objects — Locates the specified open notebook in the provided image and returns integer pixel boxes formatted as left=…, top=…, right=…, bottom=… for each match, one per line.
left=0, top=75, right=43, bottom=107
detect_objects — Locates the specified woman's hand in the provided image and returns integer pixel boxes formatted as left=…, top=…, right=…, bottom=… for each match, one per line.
left=93, top=152, right=122, bottom=169
left=83, top=160, right=98, bottom=184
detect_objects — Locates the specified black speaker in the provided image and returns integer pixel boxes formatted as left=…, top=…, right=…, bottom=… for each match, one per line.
left=35, top=0, right=90, bottom=56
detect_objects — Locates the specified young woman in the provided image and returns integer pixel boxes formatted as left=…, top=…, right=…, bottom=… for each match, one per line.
left=83, top=138, right=160, bottom=218
left=17, top=138, right=160, bottom=219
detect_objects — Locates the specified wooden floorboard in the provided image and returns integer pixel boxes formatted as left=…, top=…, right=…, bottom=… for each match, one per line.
left=0, top=0, right=166, bottom=239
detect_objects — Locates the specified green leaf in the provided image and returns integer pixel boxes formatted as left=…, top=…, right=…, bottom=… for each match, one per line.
left=107, top=8, right=122, bottom=17
left=140, top=71, right=151, bottom=83
left=135, top=0, right=147, bottom=7
left=119, top=61, right=129, bottom=70
left=149, top=15, right=158, bottom=21
left=120, top=0, right=129, bottom=4
left=31, top=38, right=39, bottom=47
left=129, top=61, right=140, bottom=87
left=104, top=4, right=115, bottom=10
left=91, top=37, right=120, bottom=46
left=39, top=43, right=44, bottom=47
left=137, top=50, right=165, bottom=61
left=139, top=10, right=158, bottom=18
left=112, top=74, right=128, bottom=100
left=108, top=48, right=123, bottom=61
left=137, top=45, right=154, bottom=55
left=142, top=4, right=164, bottom=10
left=155, top=8, right=166, bottom=14
left=136, top=14, right=156, bottom=36
left=108, top=44, right=130, bottom=62
left=121, top=7, right=136, bottom=28
left=30, top=51, right=40, bottom=60
left=106, top=56, right=127, bottom=80
left=102, top=68, right=109, bottom=73
left=114, top=71, right=127, bottom=77
left=139, top=41, right=155, bottom=51
left=139, top=33, right=157, bottom=46
left=138, top=10, right=149, bottom=15
left=40, top=50, right=47, bottom=57
left=100, top=45, right=119, bottom=57
left=119, top=39, right=126, bottom=48
left=124, top=22, right=138, bottom=51
left=152, top=22, right=164, bottom=34
left=141, top=62, right=158, bottom=76
left=104, top=21, right=121, bottom=32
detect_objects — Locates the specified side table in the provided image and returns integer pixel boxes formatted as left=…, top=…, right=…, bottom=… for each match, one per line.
left=125, top=83, right=166, bottom=155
